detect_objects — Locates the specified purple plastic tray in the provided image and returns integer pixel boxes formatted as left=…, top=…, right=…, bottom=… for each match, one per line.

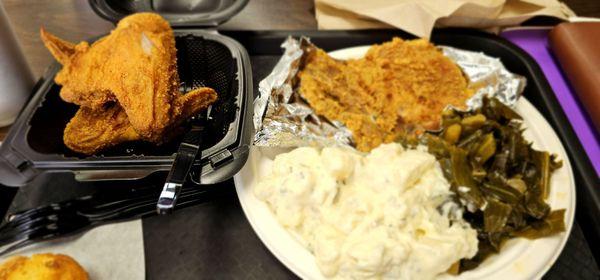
left=501, top=28, right=600, bottom=177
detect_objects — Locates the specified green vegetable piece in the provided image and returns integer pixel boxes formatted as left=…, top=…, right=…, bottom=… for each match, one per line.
left=475, top=133, right=496, bottom=164
left=442, top=116, right=461, bottom=128
left=439, top=158, right=453, bottom=180
left=450, top=148, right=485, bottom=209
left=533, top=151, right=551, bottom=199
left=507, top=178, right=527, bottom=194
left=516, top=209, right=566, bottom=239
left=482, top=183, right=521, bottom=205
left=442, top=108, right=457, bottom=117
left=398, top=133, right=419, bottom=148
left=490, top=151, right=509, bottom=176
left=550, top=154, right=563, bottom=171
left=484, top=198, right=513, bottom=233
left=472, top=167, right=487, bottom=182
left=457, top=130, right=483, bottom=149
left=443, top=123, right=462, bottom=144
left=461, top=114, right=487, bottom=130
left=508, top=209, right=526, bottom=229
left=524, top=188, right=551, bottom=219
left=484, top=98, right=522, bottom=121
left=424, top=134, right=450, bottom=158
left=442, top=109, right=461, bottom=128
left=460, top=241, right=497, bottom=272
left=487, top=232, right=509, bottom=250
left=447, top=261, right=460, bottom=275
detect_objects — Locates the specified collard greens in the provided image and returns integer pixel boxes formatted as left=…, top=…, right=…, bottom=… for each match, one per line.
left=417, top=98, right=565, bottom=271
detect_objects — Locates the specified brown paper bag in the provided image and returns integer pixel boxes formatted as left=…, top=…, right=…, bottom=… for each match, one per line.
left=315, top=0, right=575, bottom=38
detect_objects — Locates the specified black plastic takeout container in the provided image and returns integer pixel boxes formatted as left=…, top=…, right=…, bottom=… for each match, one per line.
left=0, top=0, right=253, bottom=186
left=89, top=0, right=248, bottom=27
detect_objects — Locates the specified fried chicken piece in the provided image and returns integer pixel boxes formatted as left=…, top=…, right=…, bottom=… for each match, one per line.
left=63, top=104, right=141, bottom=155
left=40, top=13, right=217, bottom=143
left=61, top=86, right=216, bottom=155
left=299, top=38, right=473, bottom=152
left=0, top=253, right=88, bottom=280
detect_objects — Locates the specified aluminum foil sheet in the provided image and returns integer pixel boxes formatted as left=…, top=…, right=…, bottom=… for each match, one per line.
left=441, top=47, right=526, bottom=109
left=253, top=37, right=526, bottom=148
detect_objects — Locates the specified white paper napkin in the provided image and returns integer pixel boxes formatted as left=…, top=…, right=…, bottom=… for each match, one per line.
left=0, top=219, right=145, bottom=279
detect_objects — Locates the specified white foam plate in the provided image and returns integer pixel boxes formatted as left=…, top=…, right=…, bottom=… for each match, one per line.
left=234, top=46, right=576, bottom=280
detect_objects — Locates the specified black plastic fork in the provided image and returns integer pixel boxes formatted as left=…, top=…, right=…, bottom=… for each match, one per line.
left=0, top=184, right=218, bottom=256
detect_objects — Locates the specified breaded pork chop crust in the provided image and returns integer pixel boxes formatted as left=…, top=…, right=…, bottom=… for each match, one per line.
left=299, top=38, right=473, bottom=151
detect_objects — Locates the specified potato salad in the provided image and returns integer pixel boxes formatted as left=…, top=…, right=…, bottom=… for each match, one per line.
left=254, top=143, right=478, bottom=279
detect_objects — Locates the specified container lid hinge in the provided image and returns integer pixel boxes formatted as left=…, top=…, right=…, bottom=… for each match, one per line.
left=5, top=152, right=30, bottom=172
left=209, top=149, right=234, bottom=169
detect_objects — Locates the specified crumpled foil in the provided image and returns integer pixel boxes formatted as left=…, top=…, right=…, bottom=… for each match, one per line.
left=253, top=37, right=526, bottom=148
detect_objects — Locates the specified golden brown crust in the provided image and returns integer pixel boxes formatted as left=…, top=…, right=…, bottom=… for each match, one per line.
left=0, top=254, right=88, bottom=280
left=40, top=13, right=218, bottom=154
left=173, top=87, right=219, bottom=123
left=298, top=38, right=473, bottom=151
left=63, top=104, right=141, bottom=155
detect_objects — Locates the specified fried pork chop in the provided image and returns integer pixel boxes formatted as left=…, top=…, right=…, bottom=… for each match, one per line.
left=299, top=38, right=473, bottom=152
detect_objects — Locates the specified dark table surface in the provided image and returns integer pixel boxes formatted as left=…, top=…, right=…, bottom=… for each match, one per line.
left=2, top=0, right=600, bottom=279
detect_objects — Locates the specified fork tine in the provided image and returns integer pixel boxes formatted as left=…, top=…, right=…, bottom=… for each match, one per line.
left=0, top=214, right=90, bottom=256
left=3, top=199, right=83, bottom=227
left=3, top=185, right=160, bottom=226
left=2, top=185, right=199, bottom=229
left=0, top=210, right=82, bottom=246
left=1, top=189, right=153, bottom=230
left=1, top=208, right=63, bottom=234
left=0, top=215, right=55, bottom=243
left=4, top=205, right=57, bottom=225
left=0, top=224, right=61, bottom=253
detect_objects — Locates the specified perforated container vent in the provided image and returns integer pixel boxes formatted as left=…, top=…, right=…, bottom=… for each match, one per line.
left=176, top=35, right=239, bottom=150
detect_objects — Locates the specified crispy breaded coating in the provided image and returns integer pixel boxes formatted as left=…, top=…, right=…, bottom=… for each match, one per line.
left=40, top=13, right=218, bottom=154
left=0, top=254, right=88, bottom=280
left=299, top=38, right=473, bottom=151
left=40, top=13, right=217, bottom=144
left=63, top=104, right=141, bottom=155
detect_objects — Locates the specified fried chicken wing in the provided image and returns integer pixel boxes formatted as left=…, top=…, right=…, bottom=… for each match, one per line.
left=299, top=38, right=473, bottom=152
left=41, top=13, right=217, bottom=143
left=62, top=88, right=218, bottom=155
left=63, top=104, right=141, bottom=155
